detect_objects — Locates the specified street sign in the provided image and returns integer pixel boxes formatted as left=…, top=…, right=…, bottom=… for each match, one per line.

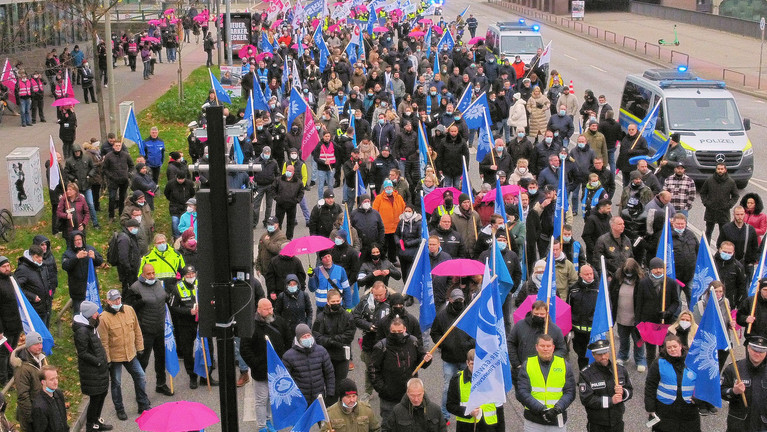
left=760, top=17, right=765, bottom=31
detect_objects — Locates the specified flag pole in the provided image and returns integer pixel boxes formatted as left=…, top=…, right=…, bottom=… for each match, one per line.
left=250, top=89, right=257, bottom=137
left=201, top=334, right=211, bottom=390
left=661, top=206, right=669, bottom=324
left=411, top=274, right=499, bottom=376
left=631, top=100, right=661, bottom=150
left=544, top=238, right=554, bottom=334
left=345, top=204, right=354, bottom=245
left=318, top=394, right=332, bottom=430
left=208, top=68, right=219, bottom=104
left=711, top=287, right=748, bottom=408
left=601, top=256, right=620, bottom=387
left=421, top=121, right=435, bottom=170
left=462, top=156, right=478, bottom=241
left=169, top=374, right=174, bottom=394
left=724, top=299, right=741, bottom=347
left=747, top=239, right=767, bottom=334
left=558, top=158, right=565, bottom=242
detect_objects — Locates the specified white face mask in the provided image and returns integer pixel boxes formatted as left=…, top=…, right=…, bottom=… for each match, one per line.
left=134, top=215, right=142, bottom=223
left=186, top=206, right=195, bottom=213
left=184, top=277, right=196, bottom=284
left=361, top=202, right=371, bottom=210
left=679, top=320, right=692, bottom=330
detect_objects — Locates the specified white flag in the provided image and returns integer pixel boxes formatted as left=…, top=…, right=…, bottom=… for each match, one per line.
left=539, top=41, right=552, bottom=68
left=48, top=136, right=61, bottom=191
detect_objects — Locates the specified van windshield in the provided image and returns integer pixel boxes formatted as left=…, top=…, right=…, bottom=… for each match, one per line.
left=666, top=97, right=743, bottom=131
left=501, top=35, right=543, bottom=55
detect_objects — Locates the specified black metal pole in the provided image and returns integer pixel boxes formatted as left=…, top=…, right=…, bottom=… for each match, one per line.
left=205, top=105, right=239, bottom=432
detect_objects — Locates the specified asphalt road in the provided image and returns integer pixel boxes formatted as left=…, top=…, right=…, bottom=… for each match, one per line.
left=94, top=3, right=761, bottom=431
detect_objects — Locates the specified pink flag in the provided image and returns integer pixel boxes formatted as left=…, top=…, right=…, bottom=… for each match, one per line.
left=2, top=58, right=17, bottom=105
left=64, top=69, right=74, bottom=98
left=636, top=322, right=670, bottom=347
left=300, top=108, right=319, bottom=161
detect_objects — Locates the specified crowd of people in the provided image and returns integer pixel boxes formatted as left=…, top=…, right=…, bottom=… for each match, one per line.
left=3, top=4, right=767, bottom=432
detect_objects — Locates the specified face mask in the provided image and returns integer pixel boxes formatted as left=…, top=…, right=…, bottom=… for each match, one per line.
left=185, top=277, right=196, bottom=284
left=517, top=133, right=525, bottom=139
left=679, top=320, right=692, bottom=330
left=430, top=91, right=437, bottom=95
left=128, top=226, right=139, bottom=235
left=186, top=239, right=197, bottom=249
left=362, top=202, right=371, bottom=210
left=134, top=215, right=142, bottom=223
left=267, top=225, right=276, bottom=233
left=623, top=272, right=634, bottom=279
left=651, top=272, right=663, bottom=279
left=187, top=206, right=195, bottom=213
left=257, top=126, right=263, bottom=131
left=329, top=303, right=342, bottom=312
left=45, top=386, right=55, bottom=394
left=263, top=154, right=270, bottom=160
left=290, top=152, right=298, bottom=160
left=559, top=153, right=567, bottom=160
left=578, top=142, right=586, bottom=149
left=674, top=227, right=685, bottom=235
left=385, top=187, right=393, bottom=195
left=451, top=300, right=464, bottom=311
left=137, top=201, right=145, bottom=207
left=496, top=146, right=504, bottom=152
left=371, top=254, right=381, bottom=262
left=88, top=317, right=100, bottom=328
left=334, top=238, right=345, bottom=246
left=378, top=119, right=384, bottom=125
left=157, top=243, right=168, bottom=252
left=590, top=181, right=599, bottom=188
left=303, top=89, right=309, bottom=93
left=300, top=336, right=315, bottom=348
left=497, top=241, right=507, bottom=251
left=528, top=188, right=537, bottom=194
left=403, top=211, right=413, bottom=219
left=111, top=303, right=122, bottom=311
left=145, top=278, right=157, bottom=285
left=287, top=284, right=298, bottom=294
left=285, top=171, right=294, bottom=179
left=544, top=137, right=553, bottom=144
left=454, top=116, right=461, bottom=121
left=531, top=315, right=545, bottom=326
left=388, top=332, right=408, bottom=344
left=720, top=252, right=733, bottom=261
left=563, top=235, right=572, bottom=243
left=559, top=110, right=566, bottom=116
left=342, top=400, right=357, bottom=411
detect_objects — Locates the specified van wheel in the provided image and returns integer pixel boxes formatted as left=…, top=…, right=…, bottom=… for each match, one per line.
left=736, top=180, right=750, bottom=189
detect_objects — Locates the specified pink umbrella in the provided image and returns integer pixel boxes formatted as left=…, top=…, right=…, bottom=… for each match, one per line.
left=311, top=18, right=321, bottom=29
left=193, top=14, right=207, bottom=22
left=280, top=236, right=335, bottom=257
left=356, top=5, right=367, bottom=12
left=271, top=19, right=283, bottom=29
left=256, top=52, right=273, bottom=61
left=423, top=187, right=461, bottom=214
left=136, top=401, right=219, bottom=432
left=142, top=36, right=161, bottom=43
left=327, top=24, right=340, bottom=33
left=432, top=259, right=485, bottom=277
left=418, top=18, right=432, bottom=24
left=432, top=25, right=443, bottom=35
left=51, top=97, right=80, bottom=107
left=408, top=30, right=425, bottom=37
left=169, top=18, right=180, bottom=24
left=147, top=19, right=162, bottom=26
left=372, top=26, right=390, bottom=33
left=636, top=322, right=671, bottom=347
left=513, top=295, right=572, bottom=335
left=238, top=44, right=258, bottom=58
left=480, top=185, right=527, bottom=203
left=391, top=8, right=403, bottom=16
left=468, top=36, right=485, bottom=45
left=291, top=43, right=308, bottom=49
left=164, top=8, right=175, bottom=15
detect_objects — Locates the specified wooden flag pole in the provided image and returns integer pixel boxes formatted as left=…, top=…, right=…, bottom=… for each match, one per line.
left=201, top=335, right=211, bottom=390
left=318, top=394, right=333, bottom=430
left=747, top=240, right=767, bottom=334
left=631, top=100, right=661, bottom=150
left=661, top=207, right=669, bottom=324
left=544, top=238, right=554, bottom=334
left=345, top=204, right=354, bottom=246
left=724, top=299, right=741, bottom=347
left=601, top=256, right=620, bottom=387
left=169, top=375, right=174, bottom=394
left=208, top=68, right=219, bottom=105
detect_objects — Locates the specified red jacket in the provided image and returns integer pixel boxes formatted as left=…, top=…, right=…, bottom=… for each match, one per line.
left=56, top=193, right=90, bottom=237
left=745, top=211, right=767, bottom=243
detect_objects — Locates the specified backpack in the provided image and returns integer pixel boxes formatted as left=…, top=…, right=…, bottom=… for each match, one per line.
left=106, top=231, right=125, bottom=266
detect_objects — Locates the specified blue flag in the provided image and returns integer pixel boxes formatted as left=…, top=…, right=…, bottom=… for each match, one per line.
left=267, top=338, right=308, bottom=429
left=420, top=193, right=429, bottom=240
left=164, top=305, right=180, bottom=378
left=12, top=277, right=54, bottom=355
left=494, top=178, right=507, bottom=224
left=193, top=329, right=212, bottom=378
left=463, top=92, right=490, bottom=130
left=537, top=241, right=557, bottom=322
left=366, top=2, right=377, bottom=35
left=349, top=113, right=358, bottom=147
left=85, top=258, right=102, bottom=313
left=209, top=68, right=232, bottom=104
left=341, top=207, right=352, bottom=244
left=281, top=56, right=290, bottom=92
left=436, top=29, right=455, bottom=53
left=455, top=85, right=472, bottom=114
left=418, top=121, right=431, bottom=174
left=686, top=290, right=730, bottom=408
left=261, top=33, right=273, bottom=54
left=691, top=236, right=717, bottom=303
left=553, top=159, right=568, bottom=239
left=461, top=157, right=472, bottom=204
left=750, top=242, right=767, bottom=297
left=456, top=264, right=513, bottom=395
left=232, top=136, right=245, bottom=164
left=313, top=26, right=331, bottom=72
left=476, top=111, right=494, bottom=163
left=404, top=240, right=436, bottom=331
left=459, top=5, right=470, bottom=17
left=122, top=106, right=144, bottom=155
left=655, top=216, right=676, bottom=282
left=640, top=100, right=661, bottom=142
left=291, top=397, right=326, bottom=432
left=493, top=241, right=514, bottom=301
left=345, top=41, right=358, bottom=66
left=253, top=80, right=271, bottom=112
left=587, top=260, right=613, bottom=362
left=288, top=87, right=310, bottom=128
left=356, top=170, right=366, bottom=197
left=629, top=136, right=671, bottom=165
left=433, top=52, right=439, bottom=76
left=424, top=26, right=432, bottom=55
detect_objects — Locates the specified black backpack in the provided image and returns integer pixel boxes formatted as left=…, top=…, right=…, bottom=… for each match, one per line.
left=106, top=231, right=125, bottom=266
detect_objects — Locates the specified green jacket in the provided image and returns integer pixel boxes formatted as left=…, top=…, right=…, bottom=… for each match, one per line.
left=11, top=347, right=47, bottom=424
left=321, top=400, right=381, bottom=432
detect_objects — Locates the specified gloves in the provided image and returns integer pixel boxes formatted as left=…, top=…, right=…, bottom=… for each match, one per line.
left=541, top=406, right=561, bottom=423
left=307, top=266, right=314, bottom=277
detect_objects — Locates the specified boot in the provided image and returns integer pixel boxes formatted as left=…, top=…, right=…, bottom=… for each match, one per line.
left=236, top=371, right=250, bottom=387
left=190, top=375, right=198, bottom=389
left=96, top=419, right=113, bottom=431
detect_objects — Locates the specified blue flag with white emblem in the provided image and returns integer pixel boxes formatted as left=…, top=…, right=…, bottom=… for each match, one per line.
left=12, top=277, right=54, bottom=355
left=403, top=240, right=436, bottom=331
left=193, top=329, right=211, bottom=379
left=267, top=338, right=308, bottom=430
left=122, top=106, right=144, bottom=155
left=208, top=68, right=232, bottom=104
left=342, top=207, right=352, bottom=244
left=455, top=85, right=472, bottom=114
left=691, top=235, right=717, bottom=303
left=476, top=111, right=494, bottom=163
left=291, top=397, right=327, bottom=432
left=86, top=258, right=102, bottom=313
left=232, top=136, right=245, bottom=164
left=686, top=289, right=730, bottom=408
left=345, top=41, right=358, bottom=65
left=456, top=264, right=513, bottom=400
left=313, top=26, right=331, bottom=72
left=288, top=87, right=309, bottom=128
left=164, top=305, right=180, bottom=378
left=356, top=170, right=366, bottom=197
left=553, top=159, right=568, bottom=239
left=463, top=92, right=490, bottom=130
left=655, top=215, right=676, bottom=282
left=493, top=241, right=514, bottom=301
left=424, top=26, right=432, bottom=56
left=587, top=258, right=613, bottom=362
left=494, top=178, right=507, bottom=224
left=749, top=242, right=767, bottom=297
left=418, top=121, right=430, bottom=174
left=537, top=240, right=557, bottom=322
left=436, top=29, right=455, bottom=53
left=261, top=33, right=273, bottom=54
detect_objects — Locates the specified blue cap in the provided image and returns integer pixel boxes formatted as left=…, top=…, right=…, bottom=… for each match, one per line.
left=383, top=179, right=393, bottom=188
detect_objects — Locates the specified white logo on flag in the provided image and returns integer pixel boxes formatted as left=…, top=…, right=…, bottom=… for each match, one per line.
left=688, top=331, right=718, bottom=380
left=268, top=365, right=304, bottom=407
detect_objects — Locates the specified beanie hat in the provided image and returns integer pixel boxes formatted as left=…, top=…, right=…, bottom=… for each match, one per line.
left=649, top=257, right=665, bottom=270
left=0, top=256, right=8, bottom=267
left=458, top=193, right=470, bottom=203
left=124, top=218, right=140, bottom=228
left=337, top=378, right=358, bottom=396
left=295, top=323, right=312, bottom=339
left=25, top=331, right=42, bottom=348
left=169, top=151, right=181, bottom=160
left=80, top=301, right=99, bottom=318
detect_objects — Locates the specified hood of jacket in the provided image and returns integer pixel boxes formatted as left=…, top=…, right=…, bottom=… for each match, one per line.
left=32, top=235, right=52, bottom=257
left=66, top=229, right=88, bottom=251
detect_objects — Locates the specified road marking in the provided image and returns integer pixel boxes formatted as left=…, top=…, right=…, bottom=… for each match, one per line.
left=564, top=54, right=578, bottom=61
left=748, top=180, right=767, bottom=193
left=756, top=100, right=765, bottom=104
left=750, top=177, right=767, bottom=183
left=590, top=65, right=606, bottom=72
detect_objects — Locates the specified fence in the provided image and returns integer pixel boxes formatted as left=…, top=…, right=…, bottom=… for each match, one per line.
left=630, top=1, right=763, bottom=40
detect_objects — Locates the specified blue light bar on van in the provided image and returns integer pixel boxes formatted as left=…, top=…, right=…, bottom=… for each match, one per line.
left=519, top=19, right=525, bottom=24
left=677, top=65, right=688, bottom=72
left=532, top=24, right=540, bottom=31
left=658, top=79, right=727, bottom=89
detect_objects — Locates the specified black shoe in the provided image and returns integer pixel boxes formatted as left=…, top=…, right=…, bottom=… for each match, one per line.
left=190, top=376, right=198, bottom=389
left=116, top=411, right=128, bottom=421
left=155, top=384, right=174, bottom=396
left=94, top=419, right=113, bottom=431
left=209, top=378, right=219, bottom=386
left=40, top=119, right=46, bottom=122
left=138, top=405, right=151, bottom=415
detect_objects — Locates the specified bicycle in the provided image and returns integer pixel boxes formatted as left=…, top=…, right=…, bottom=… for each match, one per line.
left=0, top=209, right=15, bottom=243
left=659, top=24, right=680, bottom=46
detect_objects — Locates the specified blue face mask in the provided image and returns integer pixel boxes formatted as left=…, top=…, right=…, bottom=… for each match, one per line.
left=334, top=238, right=345, bottom=246
left=378, top=119, right=384, bottom=124
left=497, top=241, right=507, bottom=251
left=300, top=336, right=314, bottom=348
left=157, top=243, right=168, bottom=252
left=577, top=142, right=586, bottom=149
left=544, top=137, right=553, bottom=144
left=257, top=126, right=263, bottom=131
left=144, top=278, right=156, bottom=285
left=563, top=235, right=572, bottom=243
left=559, top=110, right=566, bottom=116
left=111, top=304, right=122, bottom=311
left=720, top=252, right=733, bottom=261
left=651, top=272, right=663, bottom=279
left=454, top=116, right=461, bottom=121
left=495, top=146, right=504, bottom=152
left=517, top=133, right=525, bottom=138
left=45, top=386, right=55, bottom=394
left=263, top=154, right=270, bottom=160
left=674, top=227, right=685, bottom=235
left=266, top=225, right=276, bottom=233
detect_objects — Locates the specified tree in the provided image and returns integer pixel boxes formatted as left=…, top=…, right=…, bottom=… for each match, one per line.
left=50, top=0, right=122, bottom=142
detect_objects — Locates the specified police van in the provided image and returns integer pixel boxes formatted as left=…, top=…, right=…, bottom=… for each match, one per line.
left=485, top=20, right=544, bottom=64
left=619, top=68, right=753, bottom=188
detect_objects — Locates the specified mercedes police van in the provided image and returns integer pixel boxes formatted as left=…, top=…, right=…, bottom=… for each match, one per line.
left=619, top=68, right=753, bottom=188
left=485, top=20, right=544, bottom=64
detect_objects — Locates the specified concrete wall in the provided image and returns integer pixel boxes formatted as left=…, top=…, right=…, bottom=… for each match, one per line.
left=662, top=0, right=697, bottom=11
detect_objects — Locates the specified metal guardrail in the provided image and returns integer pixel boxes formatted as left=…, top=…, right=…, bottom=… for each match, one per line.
left=723, top=69, right=747, bottom=86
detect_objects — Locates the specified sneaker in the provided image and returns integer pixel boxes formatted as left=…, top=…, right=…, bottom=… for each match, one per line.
left=616, top=359, right=624, bottom=366
left=637, top=365, right=646, bottom=373
left=189, top=375, right=198, bottom=389
left=116, top=411, right=128, bottom=421
left=237, top=372, right=250, bottom=387
left=96, top=419, right=113, bottom=431
left=155, top=384, right=174, bottom=396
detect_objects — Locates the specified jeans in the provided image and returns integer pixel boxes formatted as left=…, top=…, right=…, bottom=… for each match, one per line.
left=83, top=188, right=99, bottom=227
left=253, top=184, right=275, bottom=225
left=616, top=324, right=646, bottom=367
left=317, top=169, right=334, bottom=199
left=607, top=148, right=616, bottom=173
left=310, top=158, right=318, bottom=183
left=19, top=98, right=31, bottom=126
left=254, top=379, right=271, bottom=429
left=441, top=361, right=462, bottom=420
left=300, top=196, right=310, bottom=222
left=234, top=337, right=249, bottom=373
left=166, top=47, right=176, bottom=62
left=344, top=185, right=355, bottom=210
left=137, top=333, right=166, bottom=387
left=171, top=215, right=181, bottom=238
left=571, top=183, right=586, bottom=215
left=108, top=183, right=128, bottom=219
left=496, top=120, right=511, bottom=142
left=442, top=175, right=461, bottom=189
left=143, top=60, right=151, bottom=79
left=110, top=357, right=150, bottom=412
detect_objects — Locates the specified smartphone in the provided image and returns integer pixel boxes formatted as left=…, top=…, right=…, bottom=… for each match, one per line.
left=646, top=413, right=661, bottom=428
left=344, top=345, right=351, bottom=360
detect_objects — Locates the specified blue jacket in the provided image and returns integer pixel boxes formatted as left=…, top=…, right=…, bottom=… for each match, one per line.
left=143, top=137, right=165, bottom=168
left=178, top=211, right=197, bottom=237
left=308, top=264, right=351, bottom=308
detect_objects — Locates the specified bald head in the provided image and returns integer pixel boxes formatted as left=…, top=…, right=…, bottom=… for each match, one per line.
left=257, top=298, right=274, bottom=319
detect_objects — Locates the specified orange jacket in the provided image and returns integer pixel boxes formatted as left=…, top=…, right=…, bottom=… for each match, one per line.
left=373, top=191, right=405, bottom=234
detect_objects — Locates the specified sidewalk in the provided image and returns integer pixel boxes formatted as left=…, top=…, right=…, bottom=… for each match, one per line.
left=489, top=1, right=767, bottom=97
left=0, top=35, right=210, bottom=212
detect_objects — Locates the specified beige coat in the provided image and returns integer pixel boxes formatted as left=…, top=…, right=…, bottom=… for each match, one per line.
left=526, top=91, right=551, bottom=136
left=98, top=304, right=144, bottom=363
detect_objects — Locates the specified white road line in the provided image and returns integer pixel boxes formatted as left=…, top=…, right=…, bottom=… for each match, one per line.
left=564, top=54, right=578, bottom=61
left=590, top=65, right=606, bottom=72
left=750, top=177, right=767, bottom=183
left=756, top=100, right=766, bottom=104
left=748, top=180, right=767, bottom=193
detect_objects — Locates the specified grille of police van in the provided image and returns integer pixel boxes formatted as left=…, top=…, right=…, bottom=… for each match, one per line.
left=694, top=150, right=742, bottom=168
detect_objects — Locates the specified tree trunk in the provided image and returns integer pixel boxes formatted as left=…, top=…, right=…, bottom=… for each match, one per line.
left=90, top=20, right=107, bottom=142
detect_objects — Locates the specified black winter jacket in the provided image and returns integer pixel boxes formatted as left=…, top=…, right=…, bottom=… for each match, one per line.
left=644, top=350, right=701, bottom=431
left=282, top=341, right=335, bottom=401
left=634, top=276, right=680, bottom=324
left=15, top=251, right=51, bottom=318
left=116, top=229, right=141, bottom=284
left=102, top=149, right=134, bottom=185
left=568, top=279, right=599, bottom=328
left=124, top=279, right=167, bottom=336
left=394, top=214, right=422, bottom=260
left=273, top=174, right=304, bottom=206
left=369, top=334, right=431, bottom=402
left=31, top=389, right=68, bottom=432
left=508, top=315, right=566, bottom=368
left=312, top=307, right=356, bottom=362
left=430, top=304, right=474, bottom=364
left=72, top=317, right=109, bottom=395
left=163, top=179, right=196, bottom=217
left=350, top=207, right=385, bottom=248
left=437, top=134, right=469, bottom=178
left=671, top=229, right=698, bottom=286
left=240, top=314, right=293, bottom=380
left=32, top=235, right=58, bottom=295
left=0, top=272, right=22, bottom=335
left=384, top=393, right=446, bottom=432
left=61, top=231, right=104, bottom=301
left=309, top=202, right=343, bottom=238
left=64, top=145, right=95, bottom=191
left=275, top=289, right=313, bottom=330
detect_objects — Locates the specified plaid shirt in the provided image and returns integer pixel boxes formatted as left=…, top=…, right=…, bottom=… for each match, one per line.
left=664, top=174, right=696, bottom=211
